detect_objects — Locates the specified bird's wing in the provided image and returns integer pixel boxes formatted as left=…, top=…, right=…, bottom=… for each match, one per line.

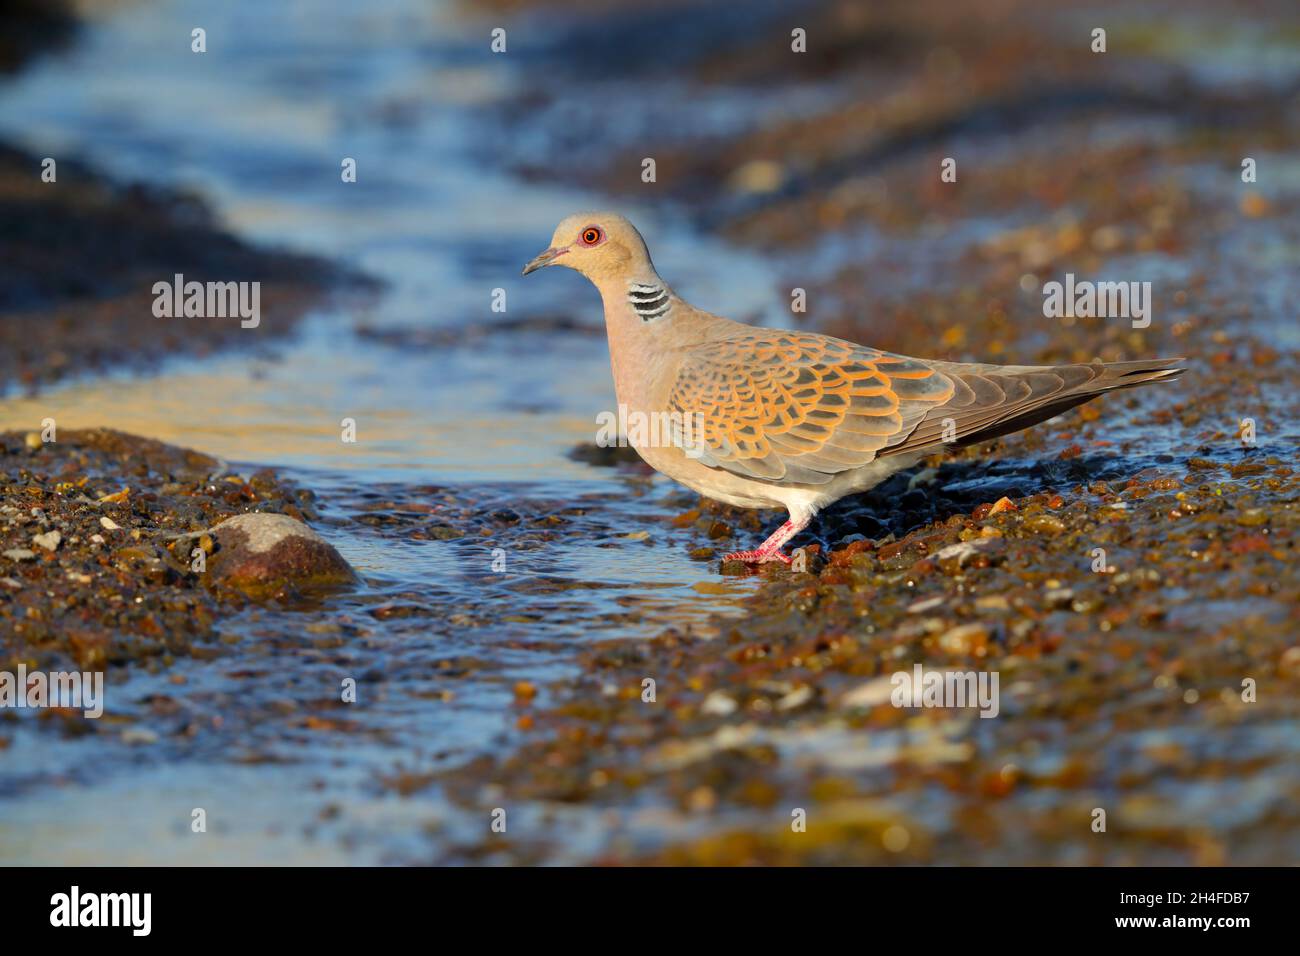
left=665, top=331, right=955, bottom=485
left=667, top=331, right=1184, bottom=486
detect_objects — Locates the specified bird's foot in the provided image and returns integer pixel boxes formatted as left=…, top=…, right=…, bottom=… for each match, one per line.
left=721, top=547, right=792, bottom=565
left=720, top=515, right=811, bottom=567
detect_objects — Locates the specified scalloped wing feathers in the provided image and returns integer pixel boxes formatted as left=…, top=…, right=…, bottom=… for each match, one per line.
left=666, top=330, right=1183, bottom=486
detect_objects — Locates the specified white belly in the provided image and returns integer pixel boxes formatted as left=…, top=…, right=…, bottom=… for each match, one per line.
left=634, top=441, right=922, bottom=518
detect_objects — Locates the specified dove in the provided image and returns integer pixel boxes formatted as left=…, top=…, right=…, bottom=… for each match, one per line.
left=523, top=212, right=1184, bottom=565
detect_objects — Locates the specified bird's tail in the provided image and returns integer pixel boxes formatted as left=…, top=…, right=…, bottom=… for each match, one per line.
left=1089, top=357, right=1186, bottom=388
left=884, top=356, right=1186, bottom=455
left=952, top=357, right=1185, bottom=447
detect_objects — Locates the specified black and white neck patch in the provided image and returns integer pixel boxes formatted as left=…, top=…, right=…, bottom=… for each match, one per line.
left=627, top=281, right=672, bottom=322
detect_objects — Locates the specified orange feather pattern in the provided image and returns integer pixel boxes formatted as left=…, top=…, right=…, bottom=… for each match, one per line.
left=667, top=331, right=954, bottom=484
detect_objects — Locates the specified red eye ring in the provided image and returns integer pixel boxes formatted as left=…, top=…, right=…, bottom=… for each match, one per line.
left=581, top=226, right=603, bottom=246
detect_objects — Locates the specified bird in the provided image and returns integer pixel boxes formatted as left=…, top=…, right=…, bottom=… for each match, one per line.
left=523, top=212, right=1184, bottom=565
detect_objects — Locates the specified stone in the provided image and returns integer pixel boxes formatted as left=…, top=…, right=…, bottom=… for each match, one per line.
left=205, top=512, right=357, bottom=598
left=33, top=530, right=62, bottom=552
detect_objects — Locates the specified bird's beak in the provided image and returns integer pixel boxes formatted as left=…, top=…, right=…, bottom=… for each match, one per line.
left=522, top=246, right=567, bottom=276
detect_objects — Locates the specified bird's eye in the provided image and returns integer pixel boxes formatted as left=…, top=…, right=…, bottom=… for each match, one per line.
left=581, top=227, right=603, bottom=246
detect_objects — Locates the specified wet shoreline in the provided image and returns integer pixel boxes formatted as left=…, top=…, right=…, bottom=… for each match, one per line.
left=2, top=0, right=1298, bottom=865
left=0, top=140, right=370, bottom=396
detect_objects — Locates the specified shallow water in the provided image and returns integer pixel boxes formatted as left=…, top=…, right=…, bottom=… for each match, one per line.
left=0, top=0, right=797, bottom=863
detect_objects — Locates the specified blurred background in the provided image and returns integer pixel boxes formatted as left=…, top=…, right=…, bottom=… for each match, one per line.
left=0, top=0, right=1297, bottom=865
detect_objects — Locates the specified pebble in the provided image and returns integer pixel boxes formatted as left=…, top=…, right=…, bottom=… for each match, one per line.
left=906, top=595, right=946, bottom=614
left=987, top=496, right=1017, bottom=515
left=939, top=623, right=989, bottom=655
left=934, top=538, right=995, bottom=569
left=701, top=691, right=738, bottom=716
left=1044, top=587, right=1075, bottom=608
left=1236, top=508, right=1267, bottom=527
left=3, top=548, right=36, bottom=561
left=32, top=530, right=62, bottom=552
left=776, top=686, right=814, bottom=711
left=1023, top=515, right=1066, bottom=535
left=841, top=677, right=895, bottom=708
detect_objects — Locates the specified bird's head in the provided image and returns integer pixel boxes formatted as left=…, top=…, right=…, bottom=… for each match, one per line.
left=522, top=212, right=654, bottom=284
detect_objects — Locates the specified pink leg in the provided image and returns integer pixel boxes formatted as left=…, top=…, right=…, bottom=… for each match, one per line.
left=723, top=513, right=811, bottom=565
